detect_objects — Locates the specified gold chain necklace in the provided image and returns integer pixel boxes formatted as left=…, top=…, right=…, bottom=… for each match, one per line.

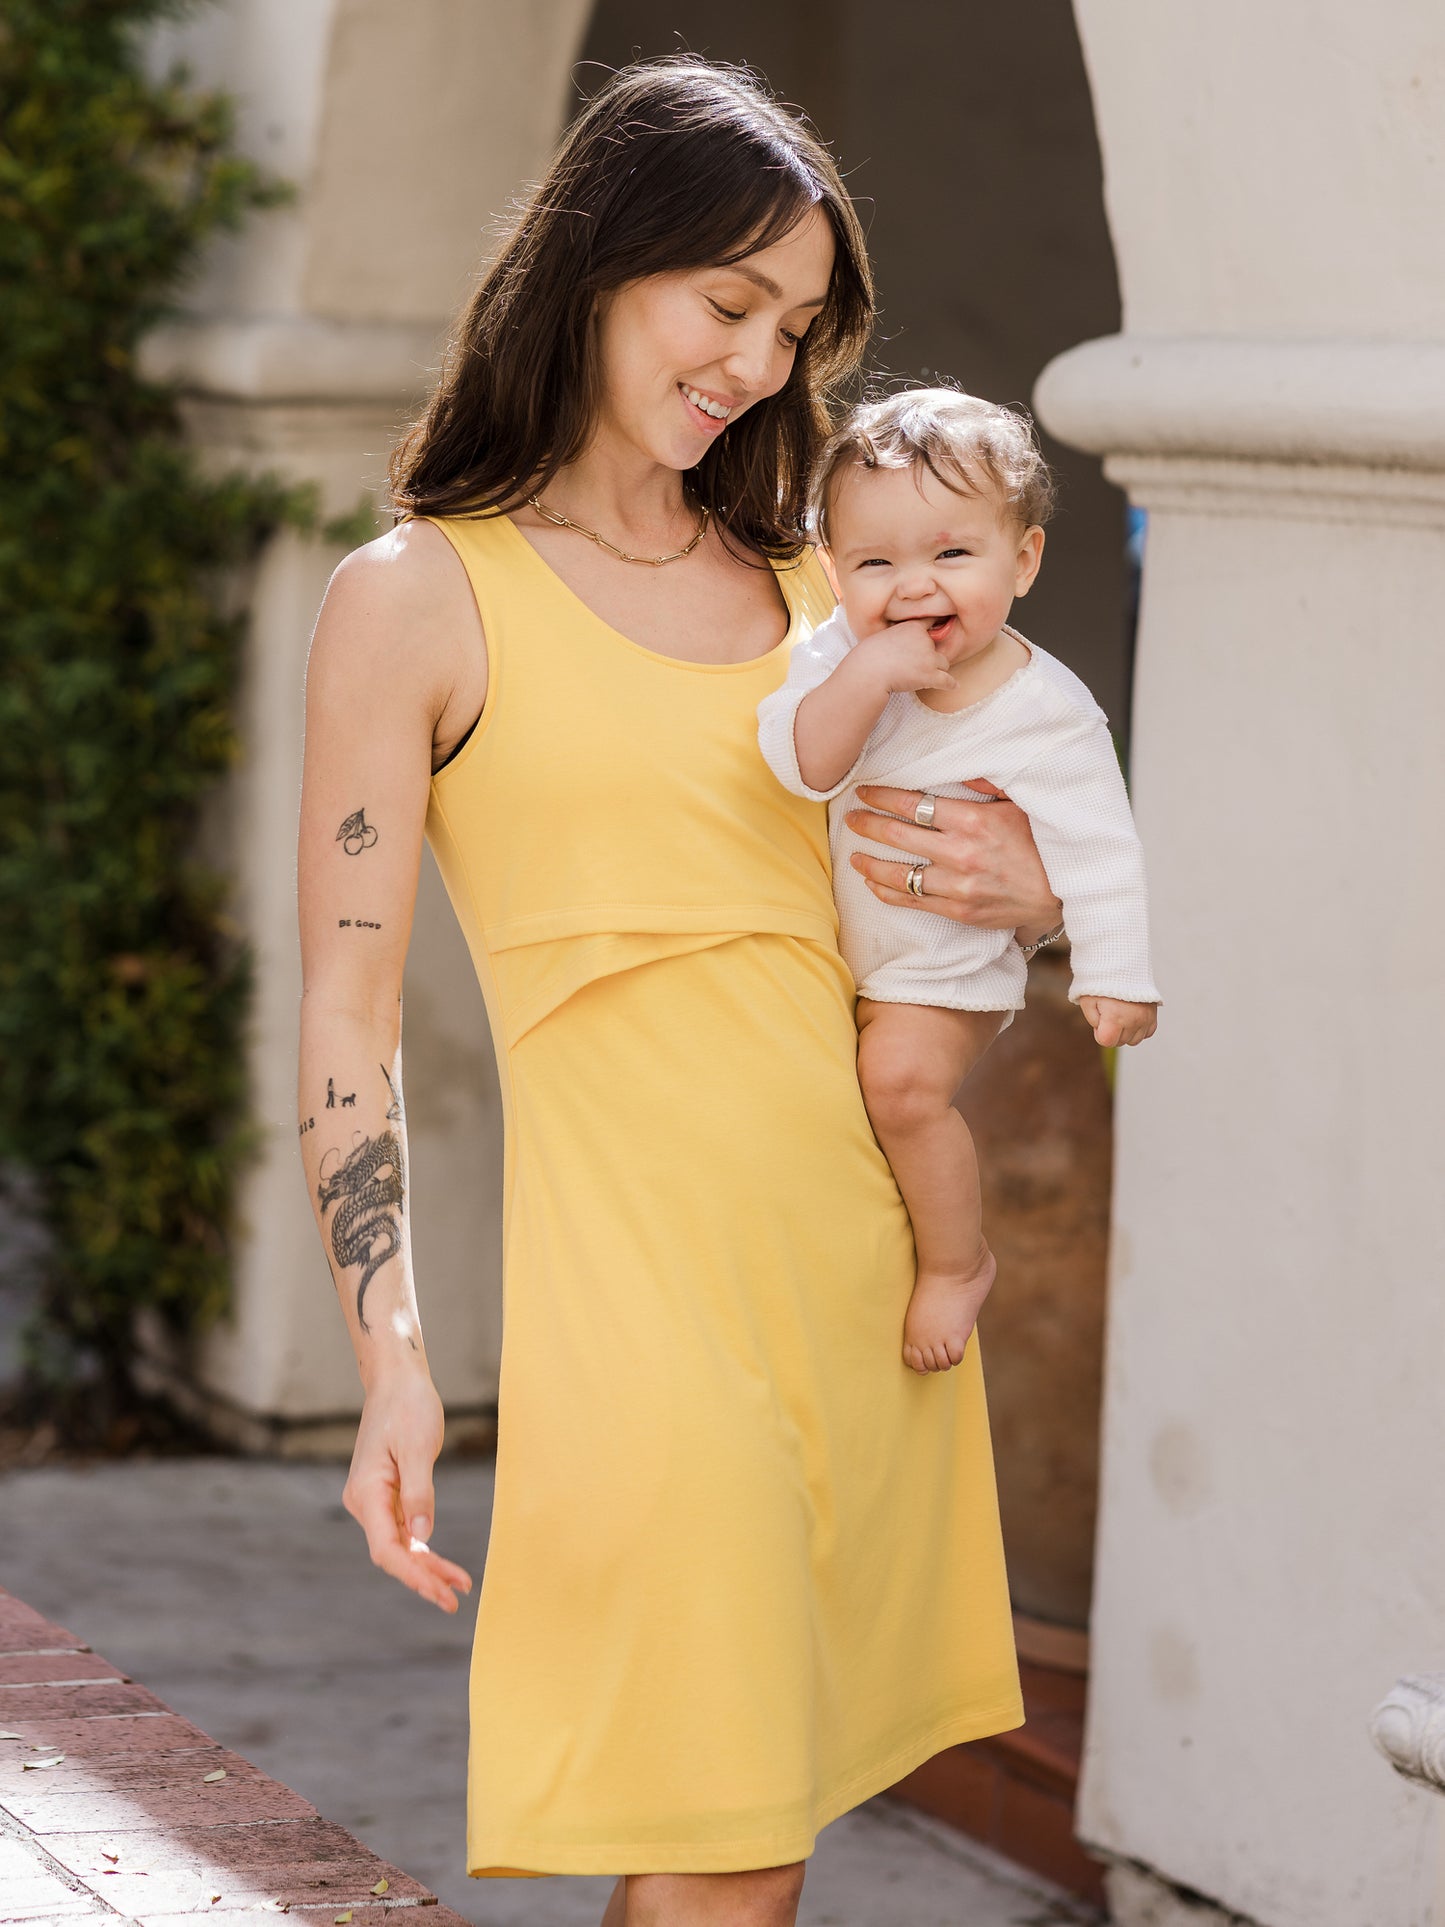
left=526, top=492, right=710, bottom=567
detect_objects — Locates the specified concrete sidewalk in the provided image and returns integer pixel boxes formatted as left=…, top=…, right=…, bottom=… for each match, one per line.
left=1, top=1459, right=1102, bottom=1925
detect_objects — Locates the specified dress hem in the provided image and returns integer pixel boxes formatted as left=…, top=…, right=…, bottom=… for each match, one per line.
left=466, top=1692, right=1027, bottom=1879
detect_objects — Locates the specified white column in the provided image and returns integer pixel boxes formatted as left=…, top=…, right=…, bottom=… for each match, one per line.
left=1035, top=7, right=1445, bottom=1923
left=136, top=0, right=594, bottom=1451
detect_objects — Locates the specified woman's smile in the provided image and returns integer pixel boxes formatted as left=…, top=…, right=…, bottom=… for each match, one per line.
left=678, top=381, right=735, bottom=434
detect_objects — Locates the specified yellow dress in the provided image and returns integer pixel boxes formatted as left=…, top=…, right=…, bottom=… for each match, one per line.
left=422, top=512, right=1023, bottom=1879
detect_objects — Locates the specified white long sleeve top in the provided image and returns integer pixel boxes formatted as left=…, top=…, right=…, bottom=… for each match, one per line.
left=757, top=611, right=1160, bottom=1012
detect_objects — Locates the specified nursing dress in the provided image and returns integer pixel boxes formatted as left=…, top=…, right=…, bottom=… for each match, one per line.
left=420, top=512, right=1023, bottom=1878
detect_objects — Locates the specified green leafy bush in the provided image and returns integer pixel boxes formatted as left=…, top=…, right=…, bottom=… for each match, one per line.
left=0, top=0, right=298, bottom=1404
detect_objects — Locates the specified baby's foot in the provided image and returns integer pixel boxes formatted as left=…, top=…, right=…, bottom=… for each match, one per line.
left=902, top=1247, right=998, bottom=1374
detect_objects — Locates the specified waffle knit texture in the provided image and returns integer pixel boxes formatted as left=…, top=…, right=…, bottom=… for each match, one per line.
left=757, top=611, right=1161, bottom=1010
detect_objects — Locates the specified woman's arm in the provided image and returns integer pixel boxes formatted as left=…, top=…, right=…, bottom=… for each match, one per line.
left=298, top=519, right=481, bottom=1612
left=843, top=782, right=1062, bottom=941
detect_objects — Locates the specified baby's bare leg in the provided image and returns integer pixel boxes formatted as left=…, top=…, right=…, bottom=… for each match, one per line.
left=856, top=1000, right=1007, bottom=1375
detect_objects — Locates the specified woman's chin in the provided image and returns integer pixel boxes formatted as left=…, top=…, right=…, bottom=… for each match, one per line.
left=638, top=431, right=714, bottom=474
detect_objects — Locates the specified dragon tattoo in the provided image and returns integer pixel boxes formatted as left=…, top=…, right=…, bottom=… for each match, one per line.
left=317, top=1127, right=405, bottom=1332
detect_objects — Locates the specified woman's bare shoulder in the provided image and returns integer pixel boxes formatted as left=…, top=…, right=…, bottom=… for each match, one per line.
left=310, top=519, right=485, bottom=712
left=322, top=519, right=478, bottom=634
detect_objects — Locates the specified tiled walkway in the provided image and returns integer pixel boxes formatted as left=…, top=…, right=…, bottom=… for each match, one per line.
left=0, top=1586, right=469, bottom=1923
left=2, top=1458, right=1102, bottom=1926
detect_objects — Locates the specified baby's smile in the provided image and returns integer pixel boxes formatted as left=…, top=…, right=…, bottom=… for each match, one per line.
left=885, top=612, right=957, bottom=639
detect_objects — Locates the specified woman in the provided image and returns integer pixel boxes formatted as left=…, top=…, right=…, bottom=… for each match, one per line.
left=298, top=58, right=1062, bottom=1927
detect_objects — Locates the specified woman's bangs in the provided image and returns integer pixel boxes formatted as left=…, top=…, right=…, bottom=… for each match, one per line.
left=710, top=160, right=822, bottom=270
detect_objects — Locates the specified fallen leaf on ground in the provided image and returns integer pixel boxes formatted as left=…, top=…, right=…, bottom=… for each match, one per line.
left=202, top=1768, right=228, bottom=1783
left=22, top=1754, right=64, bottom=1769
left=371, top=1877, right=389, bottom=1893
left=0, top=1731, right=22, bottom=1740
left=101, top=1851, right=119, bottom=1864
left=334, top=1913, right=353, bottom=1924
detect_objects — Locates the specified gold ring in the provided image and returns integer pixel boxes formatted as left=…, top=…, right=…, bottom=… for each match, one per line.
left=905, top=862, right=928, bottom=899
left=914, top=794, right=938, bottom=829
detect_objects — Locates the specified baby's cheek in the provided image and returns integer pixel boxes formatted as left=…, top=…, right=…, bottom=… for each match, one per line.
left=842, top=587, right=885, bottom=635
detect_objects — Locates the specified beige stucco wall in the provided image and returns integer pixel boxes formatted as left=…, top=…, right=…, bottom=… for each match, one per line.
left=1077, top=9, right=1445, bottom=340
left=1037, top=4, right=1445, bottom=1921
left=301, top=1, right=582, bottom=324
left=150, top=0, right=586, bottom=328
left=141, top=0, right=592, bottom=1447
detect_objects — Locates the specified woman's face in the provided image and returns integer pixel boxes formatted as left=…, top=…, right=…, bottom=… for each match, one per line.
left=591, top=205, right=836, bottom=474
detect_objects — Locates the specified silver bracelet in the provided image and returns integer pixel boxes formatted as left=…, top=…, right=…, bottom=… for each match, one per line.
left=1019, top=920, right=1066, bottom=960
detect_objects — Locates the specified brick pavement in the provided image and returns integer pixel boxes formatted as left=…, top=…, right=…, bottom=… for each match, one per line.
left=0, top=1587, right=468, bottom=1926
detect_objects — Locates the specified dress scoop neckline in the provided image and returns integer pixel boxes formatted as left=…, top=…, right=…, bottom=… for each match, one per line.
left=500, top=511, right=803, bottom=674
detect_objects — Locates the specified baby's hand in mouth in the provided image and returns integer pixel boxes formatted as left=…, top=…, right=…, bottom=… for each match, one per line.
left=888, top=612, right=957, bottom=645
left=857, top=618, right=957, bottom=696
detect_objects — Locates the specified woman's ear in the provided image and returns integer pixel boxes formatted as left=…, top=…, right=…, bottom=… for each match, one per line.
left=818, top=544, right=842, bottom=601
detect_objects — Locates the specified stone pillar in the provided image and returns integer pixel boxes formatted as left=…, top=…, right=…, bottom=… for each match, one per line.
left=1034, top=7, right=1445, bottom=1922
left=137, top=0, right=594, bottom=1452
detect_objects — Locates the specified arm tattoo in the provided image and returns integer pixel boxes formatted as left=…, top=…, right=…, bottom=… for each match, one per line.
left=381, top=1064, right=403, bottom=1122
left=337, top=808, right=378, bottom=855
left=316, top=1128, right=405, bottom=1332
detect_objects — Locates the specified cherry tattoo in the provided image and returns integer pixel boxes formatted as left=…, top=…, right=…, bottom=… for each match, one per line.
left=336, top=808, right=378, bottom=855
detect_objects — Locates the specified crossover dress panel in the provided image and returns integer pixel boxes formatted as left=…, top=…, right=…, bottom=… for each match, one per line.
left=420, top=511, right=1023, bottom=1879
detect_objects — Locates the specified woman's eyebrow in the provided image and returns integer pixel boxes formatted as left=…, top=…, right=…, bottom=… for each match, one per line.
left=726, top=264, right=828, bottom=309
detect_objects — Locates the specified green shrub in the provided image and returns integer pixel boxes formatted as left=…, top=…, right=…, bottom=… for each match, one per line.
left=0, top=0, right=299, bottom=1404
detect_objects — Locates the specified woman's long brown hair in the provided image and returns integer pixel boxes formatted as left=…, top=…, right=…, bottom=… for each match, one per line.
left=389, top=57, right=874, bottom=558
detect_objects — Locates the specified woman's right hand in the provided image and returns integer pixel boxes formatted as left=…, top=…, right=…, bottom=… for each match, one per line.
left=342, top=1368, right=475, bottom=1613
left=844, top=782, right=1062, bottom=937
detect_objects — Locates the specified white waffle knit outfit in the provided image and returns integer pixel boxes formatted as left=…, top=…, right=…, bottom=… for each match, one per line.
left=757, top=611, right=1160, bottom=1012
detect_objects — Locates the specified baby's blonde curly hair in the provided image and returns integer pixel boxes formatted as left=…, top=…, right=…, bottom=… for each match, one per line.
left=810, top=386, right=1056, bottom=545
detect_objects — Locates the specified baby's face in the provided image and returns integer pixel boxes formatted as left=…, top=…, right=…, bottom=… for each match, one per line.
left=824, top=463, right=1043, bottom=663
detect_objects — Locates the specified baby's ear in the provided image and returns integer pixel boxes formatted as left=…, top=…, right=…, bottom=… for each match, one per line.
left=817, top=545, right=842, bottom=601
left=1013, top=523, right=1046, bottom=597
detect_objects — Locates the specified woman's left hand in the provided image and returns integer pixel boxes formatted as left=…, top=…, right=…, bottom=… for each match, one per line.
left=844, top=782, right=1061, bottom=935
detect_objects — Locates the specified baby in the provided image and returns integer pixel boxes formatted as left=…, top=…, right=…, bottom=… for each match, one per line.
left=758, top=388, right=1160, bottom=1375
